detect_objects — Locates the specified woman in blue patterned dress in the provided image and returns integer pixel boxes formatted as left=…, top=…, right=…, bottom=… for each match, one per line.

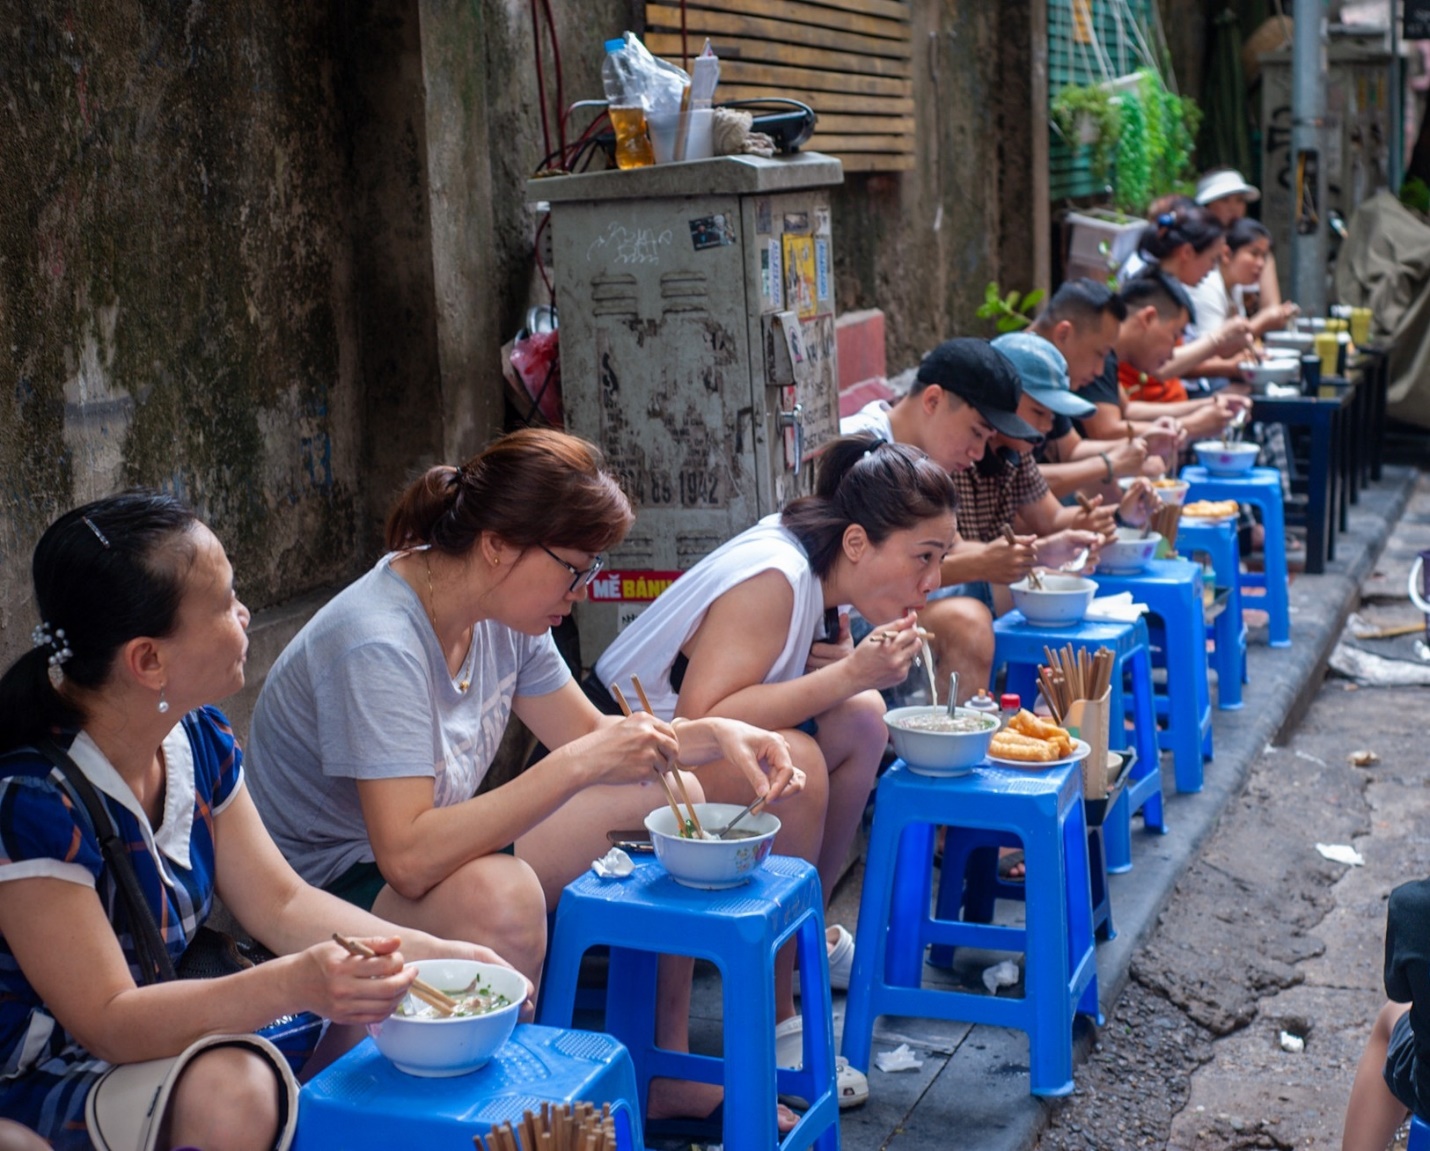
left=0, top=491, right=528, bottom=1151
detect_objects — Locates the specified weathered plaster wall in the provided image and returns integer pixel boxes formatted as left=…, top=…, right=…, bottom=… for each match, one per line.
left=0, top=3, right=365, bottom=656
left=830, top=2, right=1045, bottom=370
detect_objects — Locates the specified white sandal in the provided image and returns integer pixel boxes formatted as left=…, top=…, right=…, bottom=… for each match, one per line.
left=774, top=1016, right=870, bottom=1110
left=792, top=923, right=855, bottom=996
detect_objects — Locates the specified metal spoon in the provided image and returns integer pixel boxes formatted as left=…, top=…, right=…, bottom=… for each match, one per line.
left=713, top=794, right=767, bottom=840
left=946, top=672, right=960, bottom=718
left=1059, top=548, right=1090, bottom=573
left=1225, top=407, right=1250, bottom=445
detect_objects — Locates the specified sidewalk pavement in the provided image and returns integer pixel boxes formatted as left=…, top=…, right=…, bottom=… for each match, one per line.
left=680, top=463, right=1420, bottom=1151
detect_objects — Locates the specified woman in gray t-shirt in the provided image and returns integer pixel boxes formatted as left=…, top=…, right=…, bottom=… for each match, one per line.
left=246, top=428, right=801, bottom=1131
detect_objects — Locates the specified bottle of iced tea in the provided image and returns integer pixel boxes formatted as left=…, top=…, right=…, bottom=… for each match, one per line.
left=603, top=39, right=655, bottom=170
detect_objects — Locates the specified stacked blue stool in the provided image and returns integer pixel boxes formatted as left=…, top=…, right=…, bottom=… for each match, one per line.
left=1090, top=562, right=1214, bottom=794
left=1176, top=517, right=1248, bottom=709
left=842, top=758, right=1101, bottom=1097
left=539, top=855, right=838, bottom=1151
left=1411, top=1114, right=1430, bottom=1148
left=293, top=1025, right=641, bottom=1150
left=1181, top=464, right=1292, bottom=648
left=991, top=611, right=1164, bottom=875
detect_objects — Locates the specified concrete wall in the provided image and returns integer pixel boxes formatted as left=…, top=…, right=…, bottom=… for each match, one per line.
left=0, top=0, right=1125, bottom=739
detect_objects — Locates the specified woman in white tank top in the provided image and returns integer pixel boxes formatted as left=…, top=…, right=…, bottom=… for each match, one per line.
left=596, top=434, right=958, bottom=1045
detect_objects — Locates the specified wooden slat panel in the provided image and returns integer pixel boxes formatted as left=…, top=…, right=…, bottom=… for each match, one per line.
left=693, top=58, right=911, bottom=97
left=837, top=152, right=915, bottom=171
left=812, top=113, right=914, bottom=135
left=716, top=84, right=915, bottom=115
left=646, top=6, right=903, bottom=60
left=645, top=33, right=911, bottom=78
left=647, top=0, right=909, bottom=46
left=647, top=0, right=914, bottom=173
left=814, top=133, right=914, bottom=151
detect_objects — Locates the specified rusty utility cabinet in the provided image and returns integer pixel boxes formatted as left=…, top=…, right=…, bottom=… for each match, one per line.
left=530, top=153, right=844, bottom=664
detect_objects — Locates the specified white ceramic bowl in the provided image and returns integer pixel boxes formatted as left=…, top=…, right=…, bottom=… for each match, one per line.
left=644, top=802, right=780, bottom=889
left=884, top=705, right=999, bottom=776
left=1097, top=527, right=1163, bottom=574
left=1193, top=439, right=1259, bottom=477
left=1239, top=357, right=1300, bottom=386
left=367, top=958, right=525, bottom=1077
left=1119, top=477, right=1191, bottom=505
left=1010, top=573, right=1098, bottom=627
left=1263, top=330, right=1315, bottom=354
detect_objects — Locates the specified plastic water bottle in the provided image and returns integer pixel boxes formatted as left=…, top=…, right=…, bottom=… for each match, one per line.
left=602, top=39, right=655, bottom=170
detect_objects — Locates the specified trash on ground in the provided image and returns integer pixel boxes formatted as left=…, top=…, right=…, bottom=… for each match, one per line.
left=591, top=847, right=634, bottom=878
left=982, top=958, right=1020, bottom=994
left=1315, top=843, right=1365, bottom=866
left=1279, top=1030, right=1305, bottom=1053
left=1348, top=749, right=1380, bottom=767
left=875, top=1043, right=924, bottom=1072
left=1328, top=642, right=1430, bottom=686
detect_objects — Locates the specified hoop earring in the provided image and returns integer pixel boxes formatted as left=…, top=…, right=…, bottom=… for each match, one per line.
left=158, top=687, right=170, bottom=715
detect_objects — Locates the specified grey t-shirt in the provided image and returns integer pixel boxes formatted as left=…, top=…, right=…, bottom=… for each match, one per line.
left=245, top=554, right=571, bottom=887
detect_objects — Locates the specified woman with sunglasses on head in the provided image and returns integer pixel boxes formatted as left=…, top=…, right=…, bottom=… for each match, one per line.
left=0, top=491, right=526, bottom=1151
left=591, top=433, right=958, bottom=1104
left=245, top=427, right=801, bottom=1132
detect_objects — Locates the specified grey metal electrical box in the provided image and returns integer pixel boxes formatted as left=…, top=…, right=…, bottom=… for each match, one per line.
left=530, top=153, right=844, bottom=664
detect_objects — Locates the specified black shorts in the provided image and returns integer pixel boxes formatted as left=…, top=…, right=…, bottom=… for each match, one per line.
left=1383, top=1009, right=1430, bottom=1120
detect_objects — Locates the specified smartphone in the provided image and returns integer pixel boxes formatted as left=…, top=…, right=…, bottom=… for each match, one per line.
left=605, top=829, right=655, bottom=854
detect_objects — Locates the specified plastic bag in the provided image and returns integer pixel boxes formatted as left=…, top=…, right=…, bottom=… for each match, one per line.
left=606, top=32, right=689, bottom=116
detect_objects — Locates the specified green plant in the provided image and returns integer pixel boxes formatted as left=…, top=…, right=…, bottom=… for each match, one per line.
left=1402, top=176, right=1430, bottom=215
left=1052, top=83, right=1121, bottom=184
left=1110, top=68, right=1202, bottom=214
left=976, top=282, right=1047, bottom=333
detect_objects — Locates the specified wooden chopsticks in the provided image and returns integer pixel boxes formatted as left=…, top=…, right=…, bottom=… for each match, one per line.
left=331, top=933, right=459, bottom=1016
left=867, top=625, right=934, bottom=646
left=630, top=676, right=705, bottom=837
left=612, top=679, right=702, bottom=837
left=1004, top=524, right=1043, bottom=589
left=474, top=1102, right=619, bottom=1151
left=1037, top=645, right=1114, bottom=720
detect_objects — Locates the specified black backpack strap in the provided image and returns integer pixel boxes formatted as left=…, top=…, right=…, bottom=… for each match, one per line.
left=30, top=738, right=177, bottom=984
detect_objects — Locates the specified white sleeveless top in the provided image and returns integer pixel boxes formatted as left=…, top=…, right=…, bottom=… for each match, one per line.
left=593, top=515, right=826, bottom=719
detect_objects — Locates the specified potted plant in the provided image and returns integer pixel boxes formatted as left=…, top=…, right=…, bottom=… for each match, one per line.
left=1051, top=82, right=1121, bottom=185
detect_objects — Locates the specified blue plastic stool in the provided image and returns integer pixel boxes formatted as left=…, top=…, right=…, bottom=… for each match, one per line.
left=539, top=856, right=838, bottom=1151
left=992, top=611, right=1164, bottom=873
left=1410, top=1113, right=1430, bottom=1149
left=842, top=759, right=1101, bottom=1097
left=1175, top=518, right=1249, bottom=709
left=1090, top=562, right=1214, bottom=794
left=293, top=1025, right=642, bottom=1151
left=1180, top=465, right=1292, bottom=648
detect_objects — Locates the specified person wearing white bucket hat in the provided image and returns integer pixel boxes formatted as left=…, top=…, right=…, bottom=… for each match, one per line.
left=1195, top=167, right=1287, bottom=317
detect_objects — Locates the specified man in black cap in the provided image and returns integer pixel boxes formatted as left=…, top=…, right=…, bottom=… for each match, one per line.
left=840, top=338, right=1101, bottom=709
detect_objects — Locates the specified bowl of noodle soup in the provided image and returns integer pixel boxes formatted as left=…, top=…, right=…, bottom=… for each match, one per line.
left=367, top=958, right=525, bottom=1076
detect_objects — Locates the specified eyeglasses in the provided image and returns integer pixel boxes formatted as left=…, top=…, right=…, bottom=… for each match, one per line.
left=539, top=545, right=604, bottom=593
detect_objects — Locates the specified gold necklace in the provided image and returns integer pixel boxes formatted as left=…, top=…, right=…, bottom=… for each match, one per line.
left=424, top=552, right=470, bottom=692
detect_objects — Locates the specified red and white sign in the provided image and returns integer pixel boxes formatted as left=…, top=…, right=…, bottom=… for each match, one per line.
left=587, top=570, right=684, bottom=603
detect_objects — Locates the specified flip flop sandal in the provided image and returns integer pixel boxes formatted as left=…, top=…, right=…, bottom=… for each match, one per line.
left=997, top=849, right=1026, bottom=883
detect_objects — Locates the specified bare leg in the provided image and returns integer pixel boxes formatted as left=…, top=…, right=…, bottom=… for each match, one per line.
left=373, top=852, right=548, bottom=986
left=691, top=729, right=830, bottom=1027
left=0, top=1121, right=49, bottom=1151
left=809, top=691, right=885, bottom=896
left=1342, top=1001, right=1412, bottom=1151
left=919, top=595, right=994, bottom=704
left=164, top=1046, right=281, bottom=1151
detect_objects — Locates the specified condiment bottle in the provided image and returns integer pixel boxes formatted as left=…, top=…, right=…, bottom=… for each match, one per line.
left=967, top=689, right=999, bottom=715
left=999, top=692, right=1021, bottom=725
left=602, top=39, right=655, bottom=170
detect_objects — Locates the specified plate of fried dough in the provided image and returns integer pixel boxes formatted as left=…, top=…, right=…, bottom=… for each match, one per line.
left=986, top=709, right=1091, bottom=769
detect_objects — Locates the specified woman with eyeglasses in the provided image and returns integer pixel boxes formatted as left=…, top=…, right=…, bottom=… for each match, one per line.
left=244, top=428, right=801, bottom=1132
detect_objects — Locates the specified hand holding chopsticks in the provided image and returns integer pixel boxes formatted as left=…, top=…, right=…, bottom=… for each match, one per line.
left=331, top=933, right=459, bottom=1016
left=614, top=677, right=704, bottom=837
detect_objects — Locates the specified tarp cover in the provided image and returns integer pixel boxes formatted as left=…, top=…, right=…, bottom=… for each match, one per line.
left=1335, top=191, right=1430, bottom=430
